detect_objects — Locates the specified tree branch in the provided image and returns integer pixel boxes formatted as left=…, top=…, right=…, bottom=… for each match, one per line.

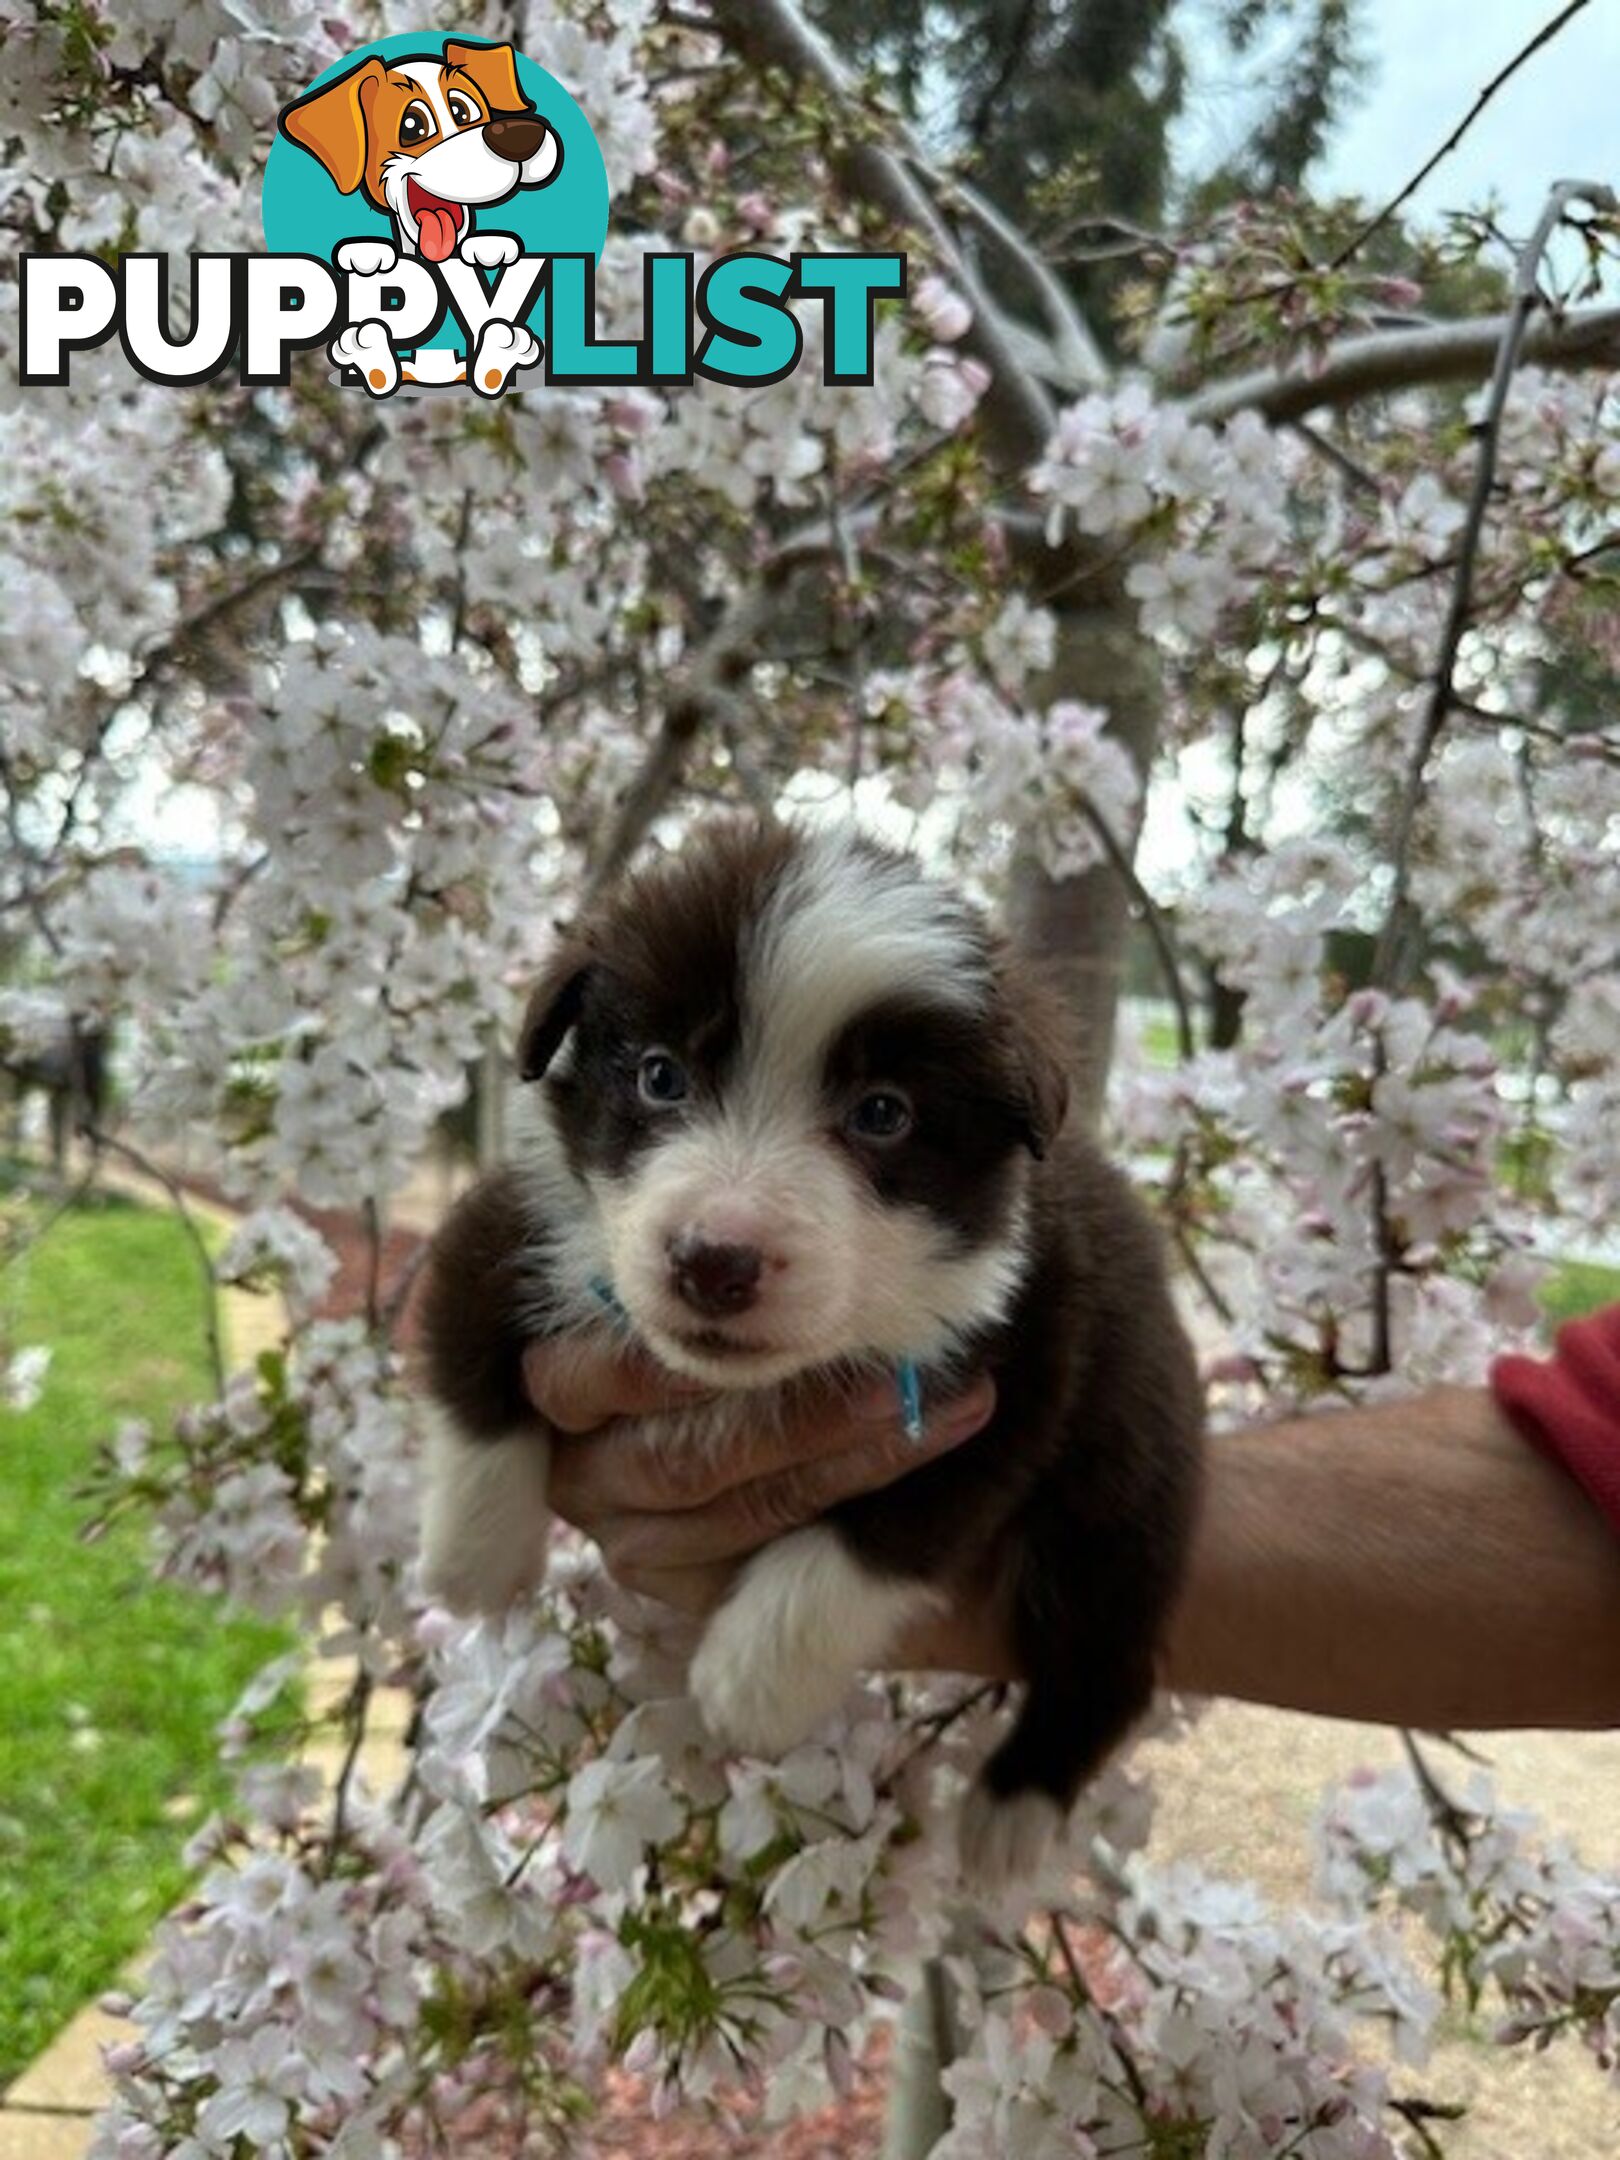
left=1370, top=179, right=1617, bottom=986
left=916, top=158, right=1106, bottom=391
left=584, top=571, right=802, bottom=900
left=1321, top=0, right=1597, bottom=275
left=1071, top=796, right=1196, bottom=1063
left=1185, top=302, right=1620, bottom=428
left=702, top=0, right=1063, bottom=470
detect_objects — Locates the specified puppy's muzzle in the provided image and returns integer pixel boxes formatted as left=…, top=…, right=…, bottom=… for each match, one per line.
left=485, top=115, right=548, bottom=165
left=668, top=1231, right=764, bottom=1319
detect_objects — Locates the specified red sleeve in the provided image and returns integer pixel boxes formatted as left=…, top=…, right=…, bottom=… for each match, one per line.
left=1492, top=1304, right=1620, bottom=1537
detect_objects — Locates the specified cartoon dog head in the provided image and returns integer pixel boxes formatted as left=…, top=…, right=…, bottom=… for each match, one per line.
left=280, top=40, right=563, bottom=263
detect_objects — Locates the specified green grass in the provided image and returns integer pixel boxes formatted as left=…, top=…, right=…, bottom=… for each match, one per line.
left=1542, top=1256, right=1620, bottom=1331
left=0, top=1188, right=286, bottom=2085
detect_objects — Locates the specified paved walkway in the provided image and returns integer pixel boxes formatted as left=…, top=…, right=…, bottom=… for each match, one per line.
left=0, top=1169, right=413, bottom=2158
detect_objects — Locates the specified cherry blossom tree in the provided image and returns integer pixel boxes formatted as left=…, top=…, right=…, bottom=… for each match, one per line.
left=2, top=1, right=1619, bottom=2154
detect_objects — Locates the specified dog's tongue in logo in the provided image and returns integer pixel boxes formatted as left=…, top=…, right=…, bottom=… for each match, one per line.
left=407, top=179, right=464, bottom=264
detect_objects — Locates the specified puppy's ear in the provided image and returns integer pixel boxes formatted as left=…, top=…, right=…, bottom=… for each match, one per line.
left=444, top=39, right=531, bottom=114
left=998, top=952, right=1073, bottom=1160
left=1014, top=1027, right=1071, bottom=1160
left=516, top=940, right=593, bottom=1082
left=280, top=58, right=385, bottom=195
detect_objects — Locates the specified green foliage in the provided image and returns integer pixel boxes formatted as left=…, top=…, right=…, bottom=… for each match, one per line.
left=1541, top=1257, right=1620, bottom=1332
left=806, top=0, right=1369, bottom=339
left=0, top=1187, right=286, bottom=2082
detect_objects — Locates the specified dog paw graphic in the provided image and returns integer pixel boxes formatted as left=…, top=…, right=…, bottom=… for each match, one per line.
left=335, top=239, right=398, bottom=278
left=459, top=231, right=522, bottom=270
left=329, top=320, right=398, bottom=398
left=471, top=319, right=540, bottom=397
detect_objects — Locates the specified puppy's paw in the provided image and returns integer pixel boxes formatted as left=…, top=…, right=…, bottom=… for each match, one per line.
left=336, top=239, right=398, bottom=277
left=689, top=1527, right=936, bottom=1757
left=957, top=1782, right=1067, bottom=1898
left=421, top=1535, right=548, bottom=1618
left=330, top=320, right=398, bottom=397
left=689, top=1601, right=841, bottom=1758
left=471, top=318, right=541, bottom=397
left=460, top=230, right=522, bottom=269
left=419, top=1419, right=552, bottom=1617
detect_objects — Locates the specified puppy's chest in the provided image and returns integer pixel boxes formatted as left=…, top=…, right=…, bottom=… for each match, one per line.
left=624, top=1382, right=844, bottom=1476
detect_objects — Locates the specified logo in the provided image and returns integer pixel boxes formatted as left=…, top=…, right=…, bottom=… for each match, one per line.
left=18, top=33, right=906, bottom=399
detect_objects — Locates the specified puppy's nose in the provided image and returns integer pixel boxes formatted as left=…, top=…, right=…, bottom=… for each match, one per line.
left=485, top=115, right=548, bottom=165
left=668, top=1231, right=763, bottom=1319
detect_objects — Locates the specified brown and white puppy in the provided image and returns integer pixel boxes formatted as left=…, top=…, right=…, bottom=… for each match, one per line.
left=280, top=40, right=562, bottom=266
left=418, top=819, right=1203, bottom=1885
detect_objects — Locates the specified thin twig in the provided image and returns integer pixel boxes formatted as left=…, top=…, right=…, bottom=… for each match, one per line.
left=1072, top=797, right=1197, bottom=1064
left=361, top=1198, right=384, bottom=1337
left=1052, top=1911, right=1150, bottom=2110
left=584, top=563, right=816, bottom=899
left=703, top=0, right=1061, bottom=470
left=1369, top=178, right=1617, bottom=988
left=1322, top=1, right=1596, bottom=275
left=1401, top=1728, right=1477, bottom=1856
left=324, top=1664, right=377, bottom=1876
left=380, top=1241, right=430, bottom=1340
left=86, top=1129, right=226, bottom=1396
left=1289, top=418, right=1382, bottom=500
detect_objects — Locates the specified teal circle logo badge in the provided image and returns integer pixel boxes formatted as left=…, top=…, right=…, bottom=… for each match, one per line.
left=263, top=34, right=609, bottom=394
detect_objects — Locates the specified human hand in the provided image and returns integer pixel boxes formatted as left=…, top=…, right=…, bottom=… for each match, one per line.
left=525, top=1334, right=1006, bottom=1670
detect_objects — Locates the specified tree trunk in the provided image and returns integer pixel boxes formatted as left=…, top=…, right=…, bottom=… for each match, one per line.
left=1009, top=602, right=1166, bottom=1129
left=880, top=1965, right=958, bottom=2160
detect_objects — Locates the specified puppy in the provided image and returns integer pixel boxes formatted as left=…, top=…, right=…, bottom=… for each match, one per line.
left=418, top=819, right=1203, bottom=1884
left=280, top=40, right=563, bottom=265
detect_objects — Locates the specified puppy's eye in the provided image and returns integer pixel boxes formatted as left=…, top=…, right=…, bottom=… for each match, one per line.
left=637, top=1050, right=689, bottom=1107
left=846, top=1087, right=914, bottom=1144
left=399, top=102, right=435, bottom=145
left=446, top=91, right=479, bottom=128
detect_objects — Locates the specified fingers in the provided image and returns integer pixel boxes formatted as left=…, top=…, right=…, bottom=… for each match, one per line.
left=549, top=1364, right=997, bottom=1517
left=523, top=1333, right=708, bottom=1434
left=572, top=1376, right=998, bottom=1574
left=600, top=1558, right=737, bottom=1618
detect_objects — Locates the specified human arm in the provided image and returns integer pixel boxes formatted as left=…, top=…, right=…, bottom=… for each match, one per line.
left=529, top=1320, right=1620, bottom=1729
left=1165, top=1379, right=1620, bottom=1728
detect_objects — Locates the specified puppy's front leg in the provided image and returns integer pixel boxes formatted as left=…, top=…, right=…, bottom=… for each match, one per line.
left=690, top=1526, right=942, bottom=1757
left=419, top=1409, right=552, bottom=1616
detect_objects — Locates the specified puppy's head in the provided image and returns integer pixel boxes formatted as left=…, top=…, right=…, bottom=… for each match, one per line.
left=280, top=41, right=562, bottom=263
left=522, top=820, right=1069, bottom=1387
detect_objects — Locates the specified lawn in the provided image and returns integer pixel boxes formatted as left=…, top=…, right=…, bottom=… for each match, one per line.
left=1543, top=1255, right=1620, bottom=1330
left=0, top=1185, right=287, bottom=2086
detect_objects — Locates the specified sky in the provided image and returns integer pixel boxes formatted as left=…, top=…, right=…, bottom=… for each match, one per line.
left=1181, top=0, right=1620, bottom=236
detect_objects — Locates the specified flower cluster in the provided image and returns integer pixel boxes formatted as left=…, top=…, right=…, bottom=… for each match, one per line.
left=1032, top=385, right=1293, bottom=643
left=4, top=0, right=1620, bottom=2153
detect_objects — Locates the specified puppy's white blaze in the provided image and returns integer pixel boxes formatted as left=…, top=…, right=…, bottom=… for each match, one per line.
left=743, top=828, right=987, bottom=1108
left=596, top=1114, right=864, bottom=1380
left=419, top=1408, right=551, bottom=1616
left=689, top=1526, right=942, bottom=1757
left=512, top=1104, right=615, bottom=1331
left=957, top=1785, right=1067, bottom=1898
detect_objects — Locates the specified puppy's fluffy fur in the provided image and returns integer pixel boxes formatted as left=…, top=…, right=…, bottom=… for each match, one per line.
left=419, top=818, right=1202, bottom=1883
